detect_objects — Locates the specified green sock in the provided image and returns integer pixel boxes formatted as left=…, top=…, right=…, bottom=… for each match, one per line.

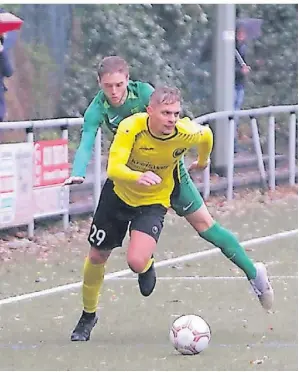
left=199, top=222, right=257, bottom=280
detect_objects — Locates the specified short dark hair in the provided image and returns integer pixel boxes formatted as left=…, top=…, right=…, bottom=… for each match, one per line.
left=97, top=56, right=129, bottom=79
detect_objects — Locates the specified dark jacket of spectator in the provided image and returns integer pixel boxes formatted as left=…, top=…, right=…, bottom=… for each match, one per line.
left=199, top=30, right=249, bottom=88
left=0, top=40, right=13, bottom=121
left=235, top=41, right=247, bottom=87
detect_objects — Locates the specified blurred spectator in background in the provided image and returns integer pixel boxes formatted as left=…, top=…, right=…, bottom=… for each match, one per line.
left=234, top=24, right=251, bottom=152
left=199, top=16, right=262, bottom=152
left=0, top=32, right=13, bottom=143
left=0, top=31, right=13, bottom=123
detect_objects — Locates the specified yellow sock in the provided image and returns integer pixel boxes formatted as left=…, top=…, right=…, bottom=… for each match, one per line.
left=140, top=257, right=154, bottom=274
left=82, top=257, right=105, bottom=313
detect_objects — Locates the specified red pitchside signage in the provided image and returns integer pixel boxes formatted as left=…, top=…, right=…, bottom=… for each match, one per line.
left=34, top=139, right=70, bottom=187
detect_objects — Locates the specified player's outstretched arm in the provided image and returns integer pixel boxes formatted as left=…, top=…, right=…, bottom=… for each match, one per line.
left=188, top=158, right=211, bottom=172
left=71, top=97, right=102, bottom=179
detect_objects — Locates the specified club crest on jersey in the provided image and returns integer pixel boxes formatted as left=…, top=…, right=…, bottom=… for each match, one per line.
left=173, top=148, right=186, bottom=158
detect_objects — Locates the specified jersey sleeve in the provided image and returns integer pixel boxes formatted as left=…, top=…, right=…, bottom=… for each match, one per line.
left=139, top=82, right=155, bottom=106
left=193, top=124, right=214, bottom=167
left=71, top=95, right=104, bottom=177
left=107, top=118, right=143, bottom=182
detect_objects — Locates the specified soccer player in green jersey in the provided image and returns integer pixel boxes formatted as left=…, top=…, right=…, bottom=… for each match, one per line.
left=67, top=58, right=154, bottom=178
left=65, top=56, right=273, bottom=342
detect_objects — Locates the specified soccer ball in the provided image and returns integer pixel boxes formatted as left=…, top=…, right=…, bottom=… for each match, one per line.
left=169, top=314, right=211, bottom=355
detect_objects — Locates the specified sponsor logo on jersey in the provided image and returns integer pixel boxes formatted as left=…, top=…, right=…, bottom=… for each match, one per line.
left=130, top=158, right=169, bottom=171
left=139, top=146, right=155, bottom=151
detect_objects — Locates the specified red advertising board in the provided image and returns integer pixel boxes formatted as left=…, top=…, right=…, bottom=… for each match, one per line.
left=0, top=140, right=70, bottom=228
left=33, top=139, right=70, bottom=218
left=34, top=139, right=70, bottom=187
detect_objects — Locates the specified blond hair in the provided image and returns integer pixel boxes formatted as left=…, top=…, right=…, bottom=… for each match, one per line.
left=97, top=56, right=129, bottom=79
left=149, top=86, right=181, bottom=106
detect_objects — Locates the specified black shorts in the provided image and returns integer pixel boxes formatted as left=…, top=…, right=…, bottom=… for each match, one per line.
left=87, top=179, right=167, bottom=250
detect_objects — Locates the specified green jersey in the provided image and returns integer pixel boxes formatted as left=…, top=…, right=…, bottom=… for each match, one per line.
left=72, top=80, right=154, bottom=177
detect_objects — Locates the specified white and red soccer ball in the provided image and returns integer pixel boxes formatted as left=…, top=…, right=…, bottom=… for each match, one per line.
left=169, top=314, right=211, bottom=355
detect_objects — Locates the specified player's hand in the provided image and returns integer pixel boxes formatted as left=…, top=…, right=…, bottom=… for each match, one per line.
left=188, top=160, right=210, bottom=172
left=241, top=64, right=251, bottom=75
left=137, top=171, right=162, bottom=186
left=63, top=176, right=85, bottom=186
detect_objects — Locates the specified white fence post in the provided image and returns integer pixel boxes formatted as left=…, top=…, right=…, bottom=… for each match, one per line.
left=288, top=112, right=297, bottom=186
left=62, top=124, right=70, bottom=231
left=268, top=114, right=276, bottom=191
left=226, top=117, right=235, bottom=201
left=94, top=128, right=102, bottom=212
left=26, top=126, right=35, bottom=238
left=203, top=165, right=211, bottom=200
left=250, top=116, right=267, bottom=190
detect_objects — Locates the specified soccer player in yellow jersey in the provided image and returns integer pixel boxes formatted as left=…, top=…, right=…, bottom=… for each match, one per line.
left=70, top=86, right=273, bottom=342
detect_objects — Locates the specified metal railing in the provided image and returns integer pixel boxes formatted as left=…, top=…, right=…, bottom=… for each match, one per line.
left=0, top=104, right=297, bottom=236
left=195, top=105, right=298, bottom=200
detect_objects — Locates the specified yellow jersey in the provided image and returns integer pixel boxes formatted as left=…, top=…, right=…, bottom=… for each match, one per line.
left=107, top=113, right=213, bottom=208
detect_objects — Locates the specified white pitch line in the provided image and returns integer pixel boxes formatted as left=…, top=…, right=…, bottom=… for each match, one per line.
left=110, top=275, right=298, bottom=281
left=0, top=228, right=297, bottom=306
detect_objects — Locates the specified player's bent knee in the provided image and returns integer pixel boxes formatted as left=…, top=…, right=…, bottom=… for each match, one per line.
left=127, top=230, right=157, bottom=272
left=185, top=203, right=214, bottom=232
left=127, top=255, right=148, bottom=274
left=89, top=247, right=111, bottom=264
